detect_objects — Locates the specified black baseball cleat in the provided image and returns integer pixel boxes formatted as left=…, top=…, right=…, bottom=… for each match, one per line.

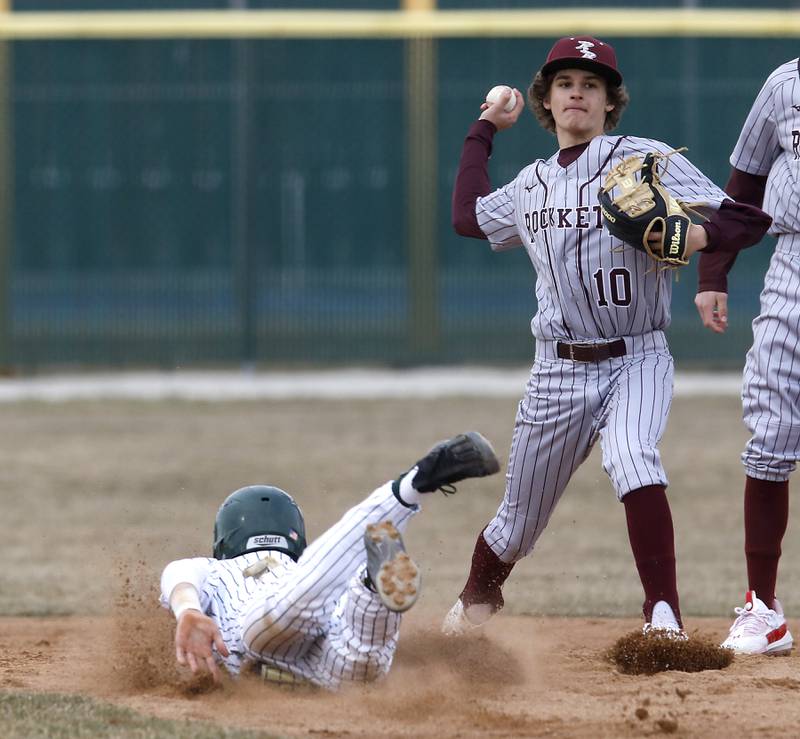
left=364, top=521, right=420, bottom=613
left=411, top=431, right=500, bottom=494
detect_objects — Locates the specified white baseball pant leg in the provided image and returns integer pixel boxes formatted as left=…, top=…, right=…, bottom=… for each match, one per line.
left=240, top=482, right=416, bottom=687
left=484, top=338, right=672, bottom=563
left=742, top=245, right=800, bottom=482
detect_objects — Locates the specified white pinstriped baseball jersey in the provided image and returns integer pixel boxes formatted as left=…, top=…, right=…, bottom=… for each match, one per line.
left=731, top=58, right=800, bottom=239
left=477, top=135, right=726, bottom=342
left=473, top=134, right=725, bottom=563
left=733, top=58, right=800, bottom=480
left=160, top=482, right=416, bottom=689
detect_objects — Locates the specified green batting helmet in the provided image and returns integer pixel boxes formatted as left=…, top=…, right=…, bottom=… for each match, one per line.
left=213, top=485, right=307, bottom=561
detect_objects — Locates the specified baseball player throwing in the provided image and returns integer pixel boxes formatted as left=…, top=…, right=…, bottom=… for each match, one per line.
left=443, top=36, right=771, bottom=637
left=160, top=432, right=499, bottom=689
left=696, top=58, right=800, bottom=655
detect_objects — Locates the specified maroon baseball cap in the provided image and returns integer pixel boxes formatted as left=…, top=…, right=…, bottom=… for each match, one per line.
left=540, top=36, right=622, bottom=87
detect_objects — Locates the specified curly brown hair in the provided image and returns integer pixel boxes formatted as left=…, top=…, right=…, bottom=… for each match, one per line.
left=527, top=71, right=629, bottom=134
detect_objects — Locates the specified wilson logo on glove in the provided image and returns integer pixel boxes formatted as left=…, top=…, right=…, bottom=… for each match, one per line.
left=668, top=222, right=683, bottom=256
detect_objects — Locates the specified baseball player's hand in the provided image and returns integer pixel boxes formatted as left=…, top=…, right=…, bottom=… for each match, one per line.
left=646, top=223, right=709, bottom=258
left=479, top=88, right=524, bottom=131
left=694, top=291, right=728, bottom=334
left=174, top=609, right=230, bottom=683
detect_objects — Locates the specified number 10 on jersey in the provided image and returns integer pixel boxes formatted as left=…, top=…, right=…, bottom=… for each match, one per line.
left=593, top=267, right=632, bottom=307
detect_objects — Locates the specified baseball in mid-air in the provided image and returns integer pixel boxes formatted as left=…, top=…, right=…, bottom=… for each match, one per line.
left=485, top=85, right=516, bottom=113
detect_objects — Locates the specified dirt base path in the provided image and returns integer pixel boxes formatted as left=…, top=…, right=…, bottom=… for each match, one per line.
left=3, top=611, right=799, bottom=738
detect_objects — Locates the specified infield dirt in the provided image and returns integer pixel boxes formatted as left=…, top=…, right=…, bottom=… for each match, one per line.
left=2, top=394, right=800, bottom=737
left=4, top=612, right=800, bottom=737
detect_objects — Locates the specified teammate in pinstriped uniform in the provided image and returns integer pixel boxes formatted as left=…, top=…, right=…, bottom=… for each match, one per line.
left=696, top=58, right=800, bottom=655
left=442, top=36, right=771, bottom=637
left=159, top=432, right=499, bottom=689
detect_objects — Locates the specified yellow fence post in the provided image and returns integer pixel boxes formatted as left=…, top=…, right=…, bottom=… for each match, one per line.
left=0, top=0, right=11, bottom=372
left=404, top=0, right=438, bottom=359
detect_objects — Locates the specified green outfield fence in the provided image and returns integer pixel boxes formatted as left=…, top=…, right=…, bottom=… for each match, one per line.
left=2, top=1, right=798, bottom=368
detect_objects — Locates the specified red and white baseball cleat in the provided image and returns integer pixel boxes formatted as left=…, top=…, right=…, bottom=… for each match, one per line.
left=721, top=591, right=793, bottom=655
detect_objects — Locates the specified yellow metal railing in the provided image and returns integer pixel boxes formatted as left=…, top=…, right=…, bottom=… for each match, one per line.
left=0, top=9, right=795, bottom=39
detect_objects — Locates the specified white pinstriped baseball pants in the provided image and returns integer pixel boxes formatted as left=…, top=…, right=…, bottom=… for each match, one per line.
left=484, top=332, right=673, bottom=563
left=239, top=482, right=417, bottom=689
left=742, top=236, right=800, bottom=482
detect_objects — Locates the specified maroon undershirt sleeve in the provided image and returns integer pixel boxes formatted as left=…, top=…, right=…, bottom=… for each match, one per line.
left=451, top=119, right=497, bottom=239
left=724, top=168, right=769, bottom=208
left=697, top=168, right=771, bottom=293
left=697, top=249, right=738, bottom=293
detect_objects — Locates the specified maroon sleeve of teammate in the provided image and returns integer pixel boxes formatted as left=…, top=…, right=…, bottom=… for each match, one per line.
left=723, top=167, right=769, bottom=208
left=697, top=168, right=772, bottom=292
left=451, top=119, right=497, bottom=239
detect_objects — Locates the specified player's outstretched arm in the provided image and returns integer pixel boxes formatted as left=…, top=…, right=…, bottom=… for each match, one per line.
left=695, top=244, right=740, bottom=334
left=170, top=583, right=230, bottom=683
left=695, top=291, right=729, bottom=334
left=479, top=88, right=524, bottom=131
